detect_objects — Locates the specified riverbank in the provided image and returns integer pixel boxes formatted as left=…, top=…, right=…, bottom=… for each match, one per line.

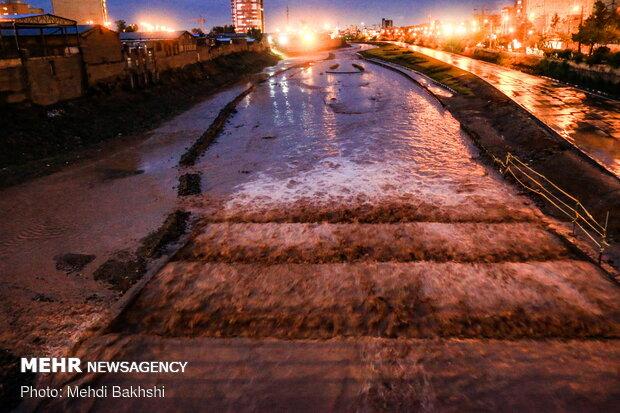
left=360, top=44, right=620, bottom=258
left=0, top=75, right=271, bottom=411
left=0, top=51, right=280, bottom=189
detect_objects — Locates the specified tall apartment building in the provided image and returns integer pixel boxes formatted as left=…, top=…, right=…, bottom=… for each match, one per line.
left=231, top=0, right=265, bottom=34
left=51, top=0, right=108, bottom=25
left=514, top=0, right=526, bottom=21
left=381, top=18, right=394, bottom=28
left=0, top=0, right=44, bottom=16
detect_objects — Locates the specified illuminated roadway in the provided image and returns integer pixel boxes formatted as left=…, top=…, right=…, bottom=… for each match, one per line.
left=401, top=43, right=620, bottom=177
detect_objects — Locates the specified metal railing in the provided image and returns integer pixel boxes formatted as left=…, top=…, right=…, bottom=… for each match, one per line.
left=496, top=152, right=610, bottom=257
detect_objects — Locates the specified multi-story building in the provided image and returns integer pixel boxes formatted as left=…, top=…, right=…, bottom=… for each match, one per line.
left=51, top=0, right=108, bottom=25
left=500, top=6, right=517, bottom=35
left=381, top=18, right=393, bottom=28
left=0, top=0, right=43, bottom=16
left=524, top=0, right=597, bottom=34
left=231, top=0, right=265, bottom=34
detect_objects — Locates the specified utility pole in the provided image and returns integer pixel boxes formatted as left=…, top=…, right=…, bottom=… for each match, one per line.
left=194, top=17, right=207, bottom=34
left=286, top=3, right=290, bottom=28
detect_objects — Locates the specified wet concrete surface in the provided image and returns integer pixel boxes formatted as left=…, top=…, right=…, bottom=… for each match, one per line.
left=35, top=46, right=620, bottom=411
left=400, top=43, right=620, bottom=176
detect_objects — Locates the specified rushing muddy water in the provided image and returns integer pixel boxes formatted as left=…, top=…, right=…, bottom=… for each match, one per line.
left=144, top=42, right=617, bottom=341
left=186, top=46, right=538, bottom=224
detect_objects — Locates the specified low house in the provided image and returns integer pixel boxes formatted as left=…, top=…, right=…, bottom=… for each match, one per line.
left=0, top=13, right=80, bottom=58
left=120, top=30, right=198, bottom=73
left=77, top=25, right=124, bottom=85
left=0, top=13, right=83, bottom=105
left=212, top=32, right=254, bottom=46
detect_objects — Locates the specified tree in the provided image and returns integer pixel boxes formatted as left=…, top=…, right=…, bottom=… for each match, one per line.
left=247, top=27, right=263, bottom=41
left=191, top=27, right=205, bottom=36
left=115, top=20, right=127, bottom=32
left=210, top=25, right=236, bottom=35
left=572, top=1, right=619, bottom=54
left=550, top=13, right=560, bottom=34
left=115, top=20, right=137, bottom=32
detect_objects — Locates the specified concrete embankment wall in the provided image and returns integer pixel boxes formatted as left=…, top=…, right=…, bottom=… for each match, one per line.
left=0, top=41, right=269, bottom=106
left=0, top=58, right=26, bottom=104
left=24, top=55, right=84, bottom=106
left=0, top=55, right=84, bottom=106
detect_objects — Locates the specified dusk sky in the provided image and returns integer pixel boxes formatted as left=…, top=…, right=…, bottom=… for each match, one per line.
left=30, top=0, right=506, bottom=31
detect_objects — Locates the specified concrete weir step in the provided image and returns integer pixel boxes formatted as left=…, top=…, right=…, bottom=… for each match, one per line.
left=39, top=335, right=620, bottom=412
left=179, top=222, right=571, bottom=263
left=113, top=260, right=619, bottom=339
left=205, top=198, right=541, bottom=224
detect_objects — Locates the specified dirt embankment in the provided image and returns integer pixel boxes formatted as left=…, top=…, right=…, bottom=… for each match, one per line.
left=0, top=51, right=280, bottom=189
left=361, top=44, right=620, bottom=243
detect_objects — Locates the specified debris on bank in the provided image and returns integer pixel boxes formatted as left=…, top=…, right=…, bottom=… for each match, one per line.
left=179, top=87, right=255, bottom=166
left=138, top=210, right=191, bottom=259
left=54, top=253, right=96, bottom=274
left=92, top=210, right=191, bottom=292
left=178, top=173, right=202, bottom=196
left=93, top=252, right=147, bottom=293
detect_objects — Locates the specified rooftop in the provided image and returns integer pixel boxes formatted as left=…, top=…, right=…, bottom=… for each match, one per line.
left=120, top=31, right=189, bottom=42
left=0, top=24, right=107, bottom=37
left=0, top=13, right=76, bottom=27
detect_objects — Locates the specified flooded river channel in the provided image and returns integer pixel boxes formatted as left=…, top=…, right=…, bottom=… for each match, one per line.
left=9, top=45, right=620, bottom=411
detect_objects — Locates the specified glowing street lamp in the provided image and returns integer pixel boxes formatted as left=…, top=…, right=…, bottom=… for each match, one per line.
left=301, top=31, right=316, bottom=45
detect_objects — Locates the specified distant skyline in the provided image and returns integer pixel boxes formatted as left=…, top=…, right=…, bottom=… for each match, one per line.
left=29, top=0, right=507, bottom=31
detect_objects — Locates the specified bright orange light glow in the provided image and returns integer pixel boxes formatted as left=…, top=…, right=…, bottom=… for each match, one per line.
left=301, top=31, right=316, bottom=46
left=139, top=21, right=175, bottom=32
left=278, top=33, right=289, bottom=45
left=441, top=23, right=454, bottom=36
